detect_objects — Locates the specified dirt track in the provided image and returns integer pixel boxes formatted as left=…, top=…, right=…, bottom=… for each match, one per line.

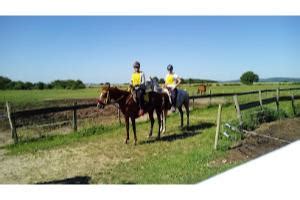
left=226, top=118, right=300, bottom=162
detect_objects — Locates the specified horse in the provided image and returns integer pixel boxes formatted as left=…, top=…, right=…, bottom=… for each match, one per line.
left=149, top=78, right=190, bottom=133
left=97, top=83, right=170, bottom=145
left=197, top=84, right=207, bottom=95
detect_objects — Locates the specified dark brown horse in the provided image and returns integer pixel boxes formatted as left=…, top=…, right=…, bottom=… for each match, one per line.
left=97, top=84, right=170, bottom=145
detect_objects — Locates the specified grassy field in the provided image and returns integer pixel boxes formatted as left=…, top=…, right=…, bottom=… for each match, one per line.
left=0, top=105, right=239, bottom=183
left=0, top=83, right=299, bottom=106
left=0, top=83, right=300, bottom=183
left=0, top=99, right=299, bottom=183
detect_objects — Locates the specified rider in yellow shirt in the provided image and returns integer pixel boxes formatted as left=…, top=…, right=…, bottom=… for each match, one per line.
left=164, top=64, right=181, bottom=112
left=130, top=61, right=146, bottom=116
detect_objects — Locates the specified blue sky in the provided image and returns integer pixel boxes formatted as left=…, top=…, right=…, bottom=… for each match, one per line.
left=0, top=16, right=299, bottom=83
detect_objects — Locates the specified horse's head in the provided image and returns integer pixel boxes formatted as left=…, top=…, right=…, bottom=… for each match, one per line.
left=97, top=83, right=111, bottom=109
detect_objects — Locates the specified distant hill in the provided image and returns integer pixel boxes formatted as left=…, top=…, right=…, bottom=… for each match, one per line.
left=259, top=77, right=300, bottom=82
left=223, top=77, right=300, bottom=83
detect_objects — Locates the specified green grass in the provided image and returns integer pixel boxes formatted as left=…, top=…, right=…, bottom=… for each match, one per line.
left=5, top=124, right=122, bottom=155
left=2, top=105, right=242, bottom=184
left=1, top=83, right=300, bottom=184
left=1, top=83, right=299, bottom=108
left=0, top=88, right=99, bottom=108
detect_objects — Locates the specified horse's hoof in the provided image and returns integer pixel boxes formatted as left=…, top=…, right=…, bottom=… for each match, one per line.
left=156, top=136, right=161, bottom=140
left=124, top=139, right=129, bottom=144
left=134, top=140, right=137, bottom=145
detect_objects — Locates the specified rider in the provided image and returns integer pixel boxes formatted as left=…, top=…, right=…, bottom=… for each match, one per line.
left=164, top=64, right=181, bottom=112
left=130, top=61, right=146, bottom=116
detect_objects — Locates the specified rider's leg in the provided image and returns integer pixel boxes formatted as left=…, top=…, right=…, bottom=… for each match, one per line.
left=137, top=88, right=145, bottom=116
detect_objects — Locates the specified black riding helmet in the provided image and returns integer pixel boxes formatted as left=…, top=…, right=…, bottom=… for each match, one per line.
left=133, top=61, right=140, bottom=68
left=167, top=64, right=173, bottom=71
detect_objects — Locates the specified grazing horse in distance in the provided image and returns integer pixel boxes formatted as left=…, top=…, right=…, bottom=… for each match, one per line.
left=197, top=84, right=207, bottom=95
left=97, top=83, right=169, bottom=145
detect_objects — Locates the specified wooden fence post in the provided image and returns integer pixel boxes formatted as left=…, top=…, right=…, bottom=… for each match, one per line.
left=192, top=97, right=195, bottom=110
left=233, top=95, right=242, bottom=127
left=214, top=104, right=222, bottom=150
left=258, top=90, right=263, bottom=109
left=72, top=102, right=78, bottom=132
left=6, top=102, right=18, bottom=143
left=291, top=94, right=296, bottom=115
left=118, top=108, right=121, bottom=125
left=209, top=89, right=212, bottom=106
left=276, top=88, right=280, bottom=112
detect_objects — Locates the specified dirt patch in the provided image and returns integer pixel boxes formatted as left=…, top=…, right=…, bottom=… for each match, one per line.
left=226, top=117, right=300, bottom=163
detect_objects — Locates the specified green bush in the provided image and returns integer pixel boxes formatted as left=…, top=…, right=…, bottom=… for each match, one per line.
left=241, top=107, right=287, bottom=130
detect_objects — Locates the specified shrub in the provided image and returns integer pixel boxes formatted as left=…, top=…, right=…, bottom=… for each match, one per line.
left=241, top=107, right=287, bottom=130
left=240, top=71, right=259, bottom=85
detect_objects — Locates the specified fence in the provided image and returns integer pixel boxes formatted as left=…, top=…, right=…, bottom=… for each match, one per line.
left=233, top=92, right=300, bottom=126
left=213, top=88, right=300, bottom=150
left=4, top=87, right=300, bottom=144
left=189, top=87, right=300, bottom=109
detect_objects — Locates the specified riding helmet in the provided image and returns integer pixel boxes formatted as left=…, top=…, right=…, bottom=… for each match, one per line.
left=133, top=61, right=140, bottom=68
left=167, top=64, right=173, bottom=71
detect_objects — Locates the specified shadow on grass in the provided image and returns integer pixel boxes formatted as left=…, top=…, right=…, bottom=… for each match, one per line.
left=37, top=176, right=91, bottom=184
left=140, top=122, right=215, bottom=144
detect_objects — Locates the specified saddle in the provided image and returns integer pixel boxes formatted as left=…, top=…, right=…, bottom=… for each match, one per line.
left=131, top=90, right=150, bottom=103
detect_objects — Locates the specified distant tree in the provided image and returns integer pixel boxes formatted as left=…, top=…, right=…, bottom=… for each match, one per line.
left=0, top=76, right=12, bottom=89
left=240, top=71, right=259, bottom=85
left=13, top=81, right=26, bottom=90
left=24, top=82, right=34, bottom=90
left=151, top=76, right=159, bottom=83
left=49, top=79, right=85, bottom=89
left=159, top=78, right=165, bottom=84
left=34, top=82, right=46, bottom=90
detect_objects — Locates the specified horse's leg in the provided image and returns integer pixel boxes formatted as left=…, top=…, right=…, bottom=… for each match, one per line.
left=148, top=110, right=154, bottom=138
left=178, top=106, right=184, bottom=128
left=155, top=109, right=162, bottom=139
left=131, top=117, right=137, bottom=145
left=124, top=116, right=130, bottom=144
left=160, top=110, right=164, bottom=133
left=184, top=100, right=190, bottom=128
left=162, top=108, right=167, bottom=134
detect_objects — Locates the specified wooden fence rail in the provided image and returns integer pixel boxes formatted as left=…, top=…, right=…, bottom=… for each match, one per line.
left=4, top=87, right=300, bottom=144
left=238, top=96, right=300, bottom=111
left=189, top=87, right=300, bottom=100
left=233, top=94, right=300, bottom=126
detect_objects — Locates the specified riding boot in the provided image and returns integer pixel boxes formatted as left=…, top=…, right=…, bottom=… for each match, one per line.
left=138, top=89, right=145, bottom=116
left=171, top=89, right=177, bottom=112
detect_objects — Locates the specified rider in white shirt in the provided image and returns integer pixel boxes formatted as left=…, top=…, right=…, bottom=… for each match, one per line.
left=164, top=64, right=181, bottom=112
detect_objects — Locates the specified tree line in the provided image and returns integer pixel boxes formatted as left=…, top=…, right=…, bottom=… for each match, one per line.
left=0, top=76, right=86, bottom=90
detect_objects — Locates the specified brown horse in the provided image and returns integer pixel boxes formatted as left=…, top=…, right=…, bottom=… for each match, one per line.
left=197, top=84, right=207, bottom=95
left=97, top=84, right=170, bottom=145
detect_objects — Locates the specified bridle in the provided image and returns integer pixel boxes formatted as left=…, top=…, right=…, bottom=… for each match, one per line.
left=98, top=89, right=126, bottom=108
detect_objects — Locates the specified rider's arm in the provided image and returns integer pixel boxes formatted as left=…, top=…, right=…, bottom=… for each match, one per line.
left=174, top=74, right=181, bottom=87
left=141, top=72, right=146, bottom=85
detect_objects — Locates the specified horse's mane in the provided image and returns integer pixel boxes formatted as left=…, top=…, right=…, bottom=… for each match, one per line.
left=108, top=86, right=130, bottom=95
